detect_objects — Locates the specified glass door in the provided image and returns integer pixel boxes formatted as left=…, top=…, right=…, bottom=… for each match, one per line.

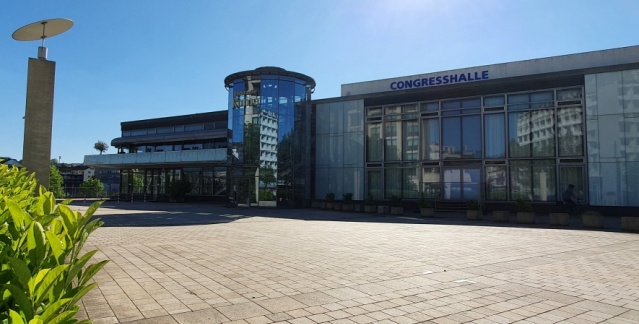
left=559, top=166, right=586, bottom=203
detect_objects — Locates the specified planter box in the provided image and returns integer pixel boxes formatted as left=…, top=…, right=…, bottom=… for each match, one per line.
left=420, top=208, right=435, bottom=217
left=364, top=205, right=376, bottom=213
left=582, top=212, right=603, bottom=228
left=311, top=201, right=319, bottom=208
left=319, top=201, right=326, bottom=209
left=467, top=210, right=481, bottom=220
left=517, top=212, right=535, bottom=224
left=492, top=210, right=510, bottom=222
left=353, top=204, right=363, bottom=212
left=390, top=206, right=404, bottom=215
left=333, top=202, right=342, bottom=211
left=342, top=203, right=354, bottom=211
left=377, top=206, right=390, bottom=214
left=621, top=217, right=639, bottom=232
left=325, top=202, right=333, bottom=210
left=549, top=213, right=570, bottom=226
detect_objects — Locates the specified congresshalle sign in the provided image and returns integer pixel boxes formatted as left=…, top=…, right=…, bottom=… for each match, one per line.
left=390, top=70, right=489, bottom=90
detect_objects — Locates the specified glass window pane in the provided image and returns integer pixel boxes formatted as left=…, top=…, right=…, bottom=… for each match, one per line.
left=403, top=120, right=419, bottom=160
left=367, top=107, right=382, bottom=117
left=510, top=164, right=532, bottom=200
left=462, top=116, right=481, bottom=158
left=385, top=121, right=400, bottom=161
left=422, top=167, right=440, bottom=199
left=509, top=112, right=532, bottom=158
left=531, top=91, right=554, bottom=102
left=557, top=88, right=583, bottom=101
left=367, top=170, right=382, bottom=199
left=402, top=167, right=419, bottom=198
left=442, top=100, right=461, bottom=110
left=484, top=95, right=505, bottom=107
left=385, top=167, right=401, bottom=198
left=443, top=168, right=462, bottom=200
left=531, top=109, right=555, bottom=157
left=463, top=168, right=480, bottom=200
left=421, top=102, right=439, bottom=112
left=462, top=98, right=481, bottom=108
left=486, top=166, right=507, bottom=200
left=533, top=162, right=556, bottom=202
left=385, top=106, right=401, bottom=115
left=558, top=107, right=584, bottom=156
left=402, top=104, right=418, bottom=113
left=422, top=119, right=440, bottom=160
left=485, top=114, right=505, bottom=158
left=442, top=117, right=461, bottom=159
left=366, top=123, right=383, bottom=162
left=508, top=93, right=529, bottom=104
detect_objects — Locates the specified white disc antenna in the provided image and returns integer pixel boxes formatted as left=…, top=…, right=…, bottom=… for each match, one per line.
left=12, top=18, right=74, bottom=59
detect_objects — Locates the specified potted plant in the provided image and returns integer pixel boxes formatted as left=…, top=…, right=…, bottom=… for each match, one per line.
left=364, top=193, right=376, bottom=213
left=311, top=195, right=319, bottom=208
left=168, top=179, right=191, bottom=203
left=342, top=193, right=354, bottom=211
left=325, top=192, right=335, bottom=210
left=516, top=198, right=535, bottom=224
left=390, top=194, right=404, bottom=215
left=466, top=200, right=481, bottom=220
left=418, top=193, right=434, bottom=217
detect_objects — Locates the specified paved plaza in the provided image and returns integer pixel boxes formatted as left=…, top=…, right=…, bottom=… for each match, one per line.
left=75, top=202, right=639, bottom=323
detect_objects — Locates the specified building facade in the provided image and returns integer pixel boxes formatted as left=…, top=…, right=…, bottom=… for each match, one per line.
left=85, top=46, right=639, bottom=212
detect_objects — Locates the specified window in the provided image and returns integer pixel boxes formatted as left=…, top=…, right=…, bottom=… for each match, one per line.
left=421, top=119, right=439, bottom=160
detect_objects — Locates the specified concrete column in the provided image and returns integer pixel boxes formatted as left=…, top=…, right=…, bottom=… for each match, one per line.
left=22, top=58, right=56, bottom=190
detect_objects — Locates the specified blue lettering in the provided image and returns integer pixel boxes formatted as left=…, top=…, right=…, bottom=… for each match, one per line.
left=396, top=81, right=404, bottom=89
left=427, top=77, right=434, bottom=86
left=405, top=80, right=412, bottom=88
left=473, top=71, right=480, bottom=80
left=468, top=73, right=475, bottom=81
left=458, top=73, right=467, bottom=82
left=482, top=70, right=489, bottom=79
left=436, top=76, right=442, bottom=85
left=421, top=78, right=428, bottom=86
left=443, top=75, right=449, bottom=84
left=450, top=74, right=458, bottom=83
left=390, top=82, right=397, bottom=90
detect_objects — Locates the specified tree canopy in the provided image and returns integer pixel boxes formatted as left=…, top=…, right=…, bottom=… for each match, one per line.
left=94, top=140, right=109, bottom=155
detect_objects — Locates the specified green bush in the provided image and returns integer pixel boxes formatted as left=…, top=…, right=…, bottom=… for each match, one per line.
left=79, top=177, right=105, bottom=198
left=390, top=194, right=403, bottom=207
left=516, top=198, right=533, bottom=212
left=259, top=189, right=274, bottom=201
left=466, top=200, right=480, bottom=210
left=325, top=192, right=335, bottom=202
left=0, top=164, right=108, bottom=324
left=342, top=193, right=353, bottom=203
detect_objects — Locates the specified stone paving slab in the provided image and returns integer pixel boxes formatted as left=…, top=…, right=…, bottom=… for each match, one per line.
left=73, top=202, right=639, bottom=323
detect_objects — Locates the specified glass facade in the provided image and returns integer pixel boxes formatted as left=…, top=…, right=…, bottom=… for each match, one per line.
left=362, top=86, right=586, bottom=203
left=225, top=67, right=315, bottom=207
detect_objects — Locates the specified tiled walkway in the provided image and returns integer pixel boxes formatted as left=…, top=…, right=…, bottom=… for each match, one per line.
left=76, top=202, right=639, bottom=323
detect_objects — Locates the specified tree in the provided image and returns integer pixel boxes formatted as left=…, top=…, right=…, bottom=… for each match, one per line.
left=80, top=177, right=105, bottom=197
left=49, top=164, right=65, bottom=197
left=94, top=140, right=109, bottom=155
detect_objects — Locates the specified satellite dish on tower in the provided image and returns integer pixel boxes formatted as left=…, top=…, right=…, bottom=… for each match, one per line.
left=12, top=18, right=74, bottom=59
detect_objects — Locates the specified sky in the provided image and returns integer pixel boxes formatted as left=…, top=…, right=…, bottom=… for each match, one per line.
left=2, top=0, right=639, bottom=163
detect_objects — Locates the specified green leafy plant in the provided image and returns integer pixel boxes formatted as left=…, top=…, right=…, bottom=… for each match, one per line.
left=466, top=200, right=480, bottom=210
left=325, top=192, right=335, bottom=202
left=516, top=198, right=533, bottom=212
left=364, top=193, right=375, bottom=206
left=79, top=177, right=105, bottom=198
left=418, top=193, right=431, bottom=209
left=390, top=194, right=403, bottom=207
left=0, top=164, right=108, bottom=324
left=342, top=193, right=353, bottom=204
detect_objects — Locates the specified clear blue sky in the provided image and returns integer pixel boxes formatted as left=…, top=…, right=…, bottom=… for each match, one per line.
left=2, top=0, right=639, bottom=163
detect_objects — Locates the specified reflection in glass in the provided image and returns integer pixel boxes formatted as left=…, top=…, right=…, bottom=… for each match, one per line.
left=558, top=107, right=583, bottom=156
left=442, top=118, right=461, bottom=159
left=484, top=114, right=505, bottom=158
left=385, top=166, right=401, bottom=198
left=403, top=120, right=419, bottom=160
left=367, top=170, right=382, bottom=199
left=422, top=167, right=441, bottom=199
left=366, top=123, right=382, bottom=161
left=462, top=116, right=481, bottom=158
left=385, top=121, right=400, bottom=161
left=486, top=166, right=507, bottom=200
left=421, top=119, right=439, bottom=160
left=402, top=166, right=419, bottom=198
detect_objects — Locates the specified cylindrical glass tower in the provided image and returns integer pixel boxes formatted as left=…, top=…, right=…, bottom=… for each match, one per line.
left=225, top=67, right=315, bottom=208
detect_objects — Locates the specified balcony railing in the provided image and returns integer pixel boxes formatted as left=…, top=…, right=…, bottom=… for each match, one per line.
left=84, top=148, right=227, bottom=167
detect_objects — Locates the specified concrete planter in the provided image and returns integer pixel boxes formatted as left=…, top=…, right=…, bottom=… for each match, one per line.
left=549, top=213, right=570, bottom=226
left=377, top=205, right=390, bottom=214
left=342, top=203, right=354, bottom=211
left=319, top=201, right=326, bottom=209
left=621, top=217, right=639, bottom=232
left=467, top=210, right=481, bottom=220
left=333, top=202, right=342, bottom=211
left=364, top=205, right=376, bottom=213
left=517, top=212, right=536, bottom=224
left=420, top=207, right=435, bottom=217
left=325, top=202, right=333, bottom=210
left=311, top=201, right=319, bottom=208
left=492, top=210, right=510, bottom=222
left=582, top=211, right=603, bottom=228
left=353, top=204, right=363, bottom=213
left=390, top=206, right=404, bottom=215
